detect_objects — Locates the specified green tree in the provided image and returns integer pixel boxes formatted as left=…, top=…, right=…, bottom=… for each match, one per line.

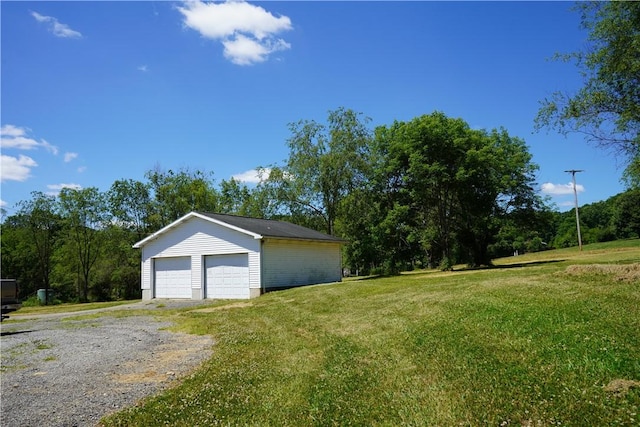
left=16, top=192, right=62, bottom=304
left=269, top=107, right=372, bottom=235
left=58, top=187, right=111, bottom=302
left=614, top=189, right=640, bottom=238
left=454, top=128, right=541, bottom=266
left=536, top=1, right=640, bottom=184
left=108, top=179, right=152, bottom=241
left=219, top=178, right=251, bottom=215
left=0, top=214, right=40, bottom=298
left=379, top=112, right=541, bottom=268
left=218, top=177, right=274, bottom=218
left=336, top=187, right=385, bottom=275
left=93, top=224, right=141, bottom=300
left=366, top=121, right=427, bottom=272
left=145, top=167, right=219, bottom=229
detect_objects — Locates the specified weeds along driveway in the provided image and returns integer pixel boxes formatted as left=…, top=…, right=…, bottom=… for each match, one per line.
left=0, top=300, right=215, bottom=427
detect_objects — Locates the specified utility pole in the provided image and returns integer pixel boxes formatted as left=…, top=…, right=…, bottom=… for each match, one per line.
left=565, top=169, right=584, bottom=251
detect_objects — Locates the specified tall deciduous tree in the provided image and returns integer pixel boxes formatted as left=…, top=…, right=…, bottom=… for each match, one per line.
left=58, top=187, right=111, bottom=302
left=108, top=179, right=152, bottom=241
left=614, top=189, right=640, bottom=238
left=378, top=112, right=541, bottom=269
left=218, top=177, right=274, bottom=218
left=145, top=167, right=219, bottom=229
left=269, top=107, right=372, bottom=235
left=16, top=192, right=61, bottom=304
left=0, top=214, right=40, bottom=298
left=219, top=178, right=251, bottom=215
left=536, top=1, right=640, bottom=185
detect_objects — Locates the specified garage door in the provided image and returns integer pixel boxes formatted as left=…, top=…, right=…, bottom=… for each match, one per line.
left=205, top=254, right=250, bottom=299
left=154, top=257, right=192, bottom=298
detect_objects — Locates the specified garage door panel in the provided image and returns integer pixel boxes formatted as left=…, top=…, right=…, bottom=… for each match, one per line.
left=154, top=257, right=191, bottom=298
left=205, top=254, right=249, bottom=299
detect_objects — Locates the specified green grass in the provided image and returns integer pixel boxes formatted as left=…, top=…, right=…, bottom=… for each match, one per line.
left=13, top=300, right=139, bottom=316
left=0, top=339, right=55, bottom=372
left=33, top=340, right=53, bottom=350
left=98, top=240, right=639, bottom=426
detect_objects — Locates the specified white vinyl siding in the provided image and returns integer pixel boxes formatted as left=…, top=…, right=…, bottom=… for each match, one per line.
left=205, top=254, right=250, bottom=299
left=261, top=239, right=342, bottom=290
left=139, top=217, right=260, bottom=299
left=154, top=257, right=192, bottom=298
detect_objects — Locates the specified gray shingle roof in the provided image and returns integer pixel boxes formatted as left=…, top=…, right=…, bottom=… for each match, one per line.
left=197, top=212, right=345, bottom=242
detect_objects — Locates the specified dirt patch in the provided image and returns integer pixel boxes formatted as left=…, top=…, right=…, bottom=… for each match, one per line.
left=563, top=263, right=640, bottom=282
left=192, top=301, right=253, bottom=312
left=113, top=333, right=213, bottom=385
left=603, top=379, right=640, bottom=396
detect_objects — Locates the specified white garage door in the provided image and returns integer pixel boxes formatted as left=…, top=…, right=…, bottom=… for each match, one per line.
left=154, top=257, right=192, bottom=298
left=205, top=254, right=250, bottom=299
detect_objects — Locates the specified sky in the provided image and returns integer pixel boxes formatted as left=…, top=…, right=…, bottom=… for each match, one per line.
left=0, top=0, right=629, bottom=217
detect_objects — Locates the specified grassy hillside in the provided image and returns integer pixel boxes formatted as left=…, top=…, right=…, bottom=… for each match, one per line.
left=102, top=240, right=640, bottom=426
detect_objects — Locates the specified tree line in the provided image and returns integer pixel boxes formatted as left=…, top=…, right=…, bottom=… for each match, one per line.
left=549, top=190, right=640, bottom=249
left=2, top=108, right=638, bottom=303
left=4, top=0, right=640, bottom=303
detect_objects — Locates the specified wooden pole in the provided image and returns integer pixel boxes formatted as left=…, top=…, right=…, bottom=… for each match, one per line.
left=565, top=169, right=584, bottom=251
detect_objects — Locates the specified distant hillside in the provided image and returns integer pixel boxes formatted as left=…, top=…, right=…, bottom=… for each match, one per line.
left=550, top=188, right=639, bottom=248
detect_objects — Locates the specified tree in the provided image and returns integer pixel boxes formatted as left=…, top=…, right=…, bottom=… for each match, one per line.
left=145, top=167, right=219, bottom=229
left=218, top=177, right=274, bottom=218
left=58, top=187, right=111, bottom=302
left=16, top=192, right=62, bottom=304
left=108, top=179, right=152, bottom=241
left=536, top=1, right=640, bottom=184
left=455, top=128, right=541, bottom=266
left=614, top=189, right=640, bottom=238
left=94, top=224, right=141, bottom=300
left=219, top=178, right=250, bottom=215
left=268, top=107, right=372, bottom=235
left=0, top=214, right=41, bottom=298
left=378, top=112, right=542, bottom=268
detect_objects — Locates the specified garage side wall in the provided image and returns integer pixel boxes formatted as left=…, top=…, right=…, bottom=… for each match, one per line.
left=139, top=217, right=261, bottom=300
left=261, top=239, right=342, bottom=291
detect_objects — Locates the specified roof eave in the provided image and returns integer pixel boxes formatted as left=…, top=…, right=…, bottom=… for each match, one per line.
left=132, top=211, right=263, bottom=249
left=262, top=236, right=347, bottom=244
left=132, top=212, right=199, bottom=249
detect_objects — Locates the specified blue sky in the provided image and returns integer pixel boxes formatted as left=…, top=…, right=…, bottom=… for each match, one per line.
left=1, top=1, right=628, bottom=216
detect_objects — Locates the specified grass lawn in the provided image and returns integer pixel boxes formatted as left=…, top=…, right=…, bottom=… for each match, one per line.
left=13, top=300, right=138, bottom=316
left=102, top=240, right=640, bottom=426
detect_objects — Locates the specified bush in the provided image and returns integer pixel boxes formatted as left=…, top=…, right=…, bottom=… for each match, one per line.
left=20, top=294, right=62, bottom=307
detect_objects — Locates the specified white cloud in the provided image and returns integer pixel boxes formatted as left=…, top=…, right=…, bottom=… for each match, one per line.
left=31, top=11, right=82, bottom=39
left=177, top=0, right=292, bottom=66
left=0, top=199, right=7, bottom=208
left=222, top=33, right=290, bottom=65
left=46, top=183, right=82, bottom=197
left=540, top=182, right=585, bottom=196
left=0, top=124, right=24, bottom=137
left=1, top=154, right=38, bottom=182
left=1, top=125, right=59, bottom=155
left=77, top=166, right=87, bottom=173
left=231, top=168, right=270, bottom=184
left=137, top=65, right=148, bottom=72
left=1, top=125, right=76, bottom=185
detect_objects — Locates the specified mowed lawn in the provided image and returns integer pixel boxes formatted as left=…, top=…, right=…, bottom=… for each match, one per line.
left=102, top=240, right=640, bottom=426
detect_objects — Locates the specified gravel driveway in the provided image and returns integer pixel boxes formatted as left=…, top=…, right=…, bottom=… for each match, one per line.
left=0, top=300, right=216, bottom=427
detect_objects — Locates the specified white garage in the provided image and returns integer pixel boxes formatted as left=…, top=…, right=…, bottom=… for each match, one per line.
left=133, top=212, right=344, bottom=300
